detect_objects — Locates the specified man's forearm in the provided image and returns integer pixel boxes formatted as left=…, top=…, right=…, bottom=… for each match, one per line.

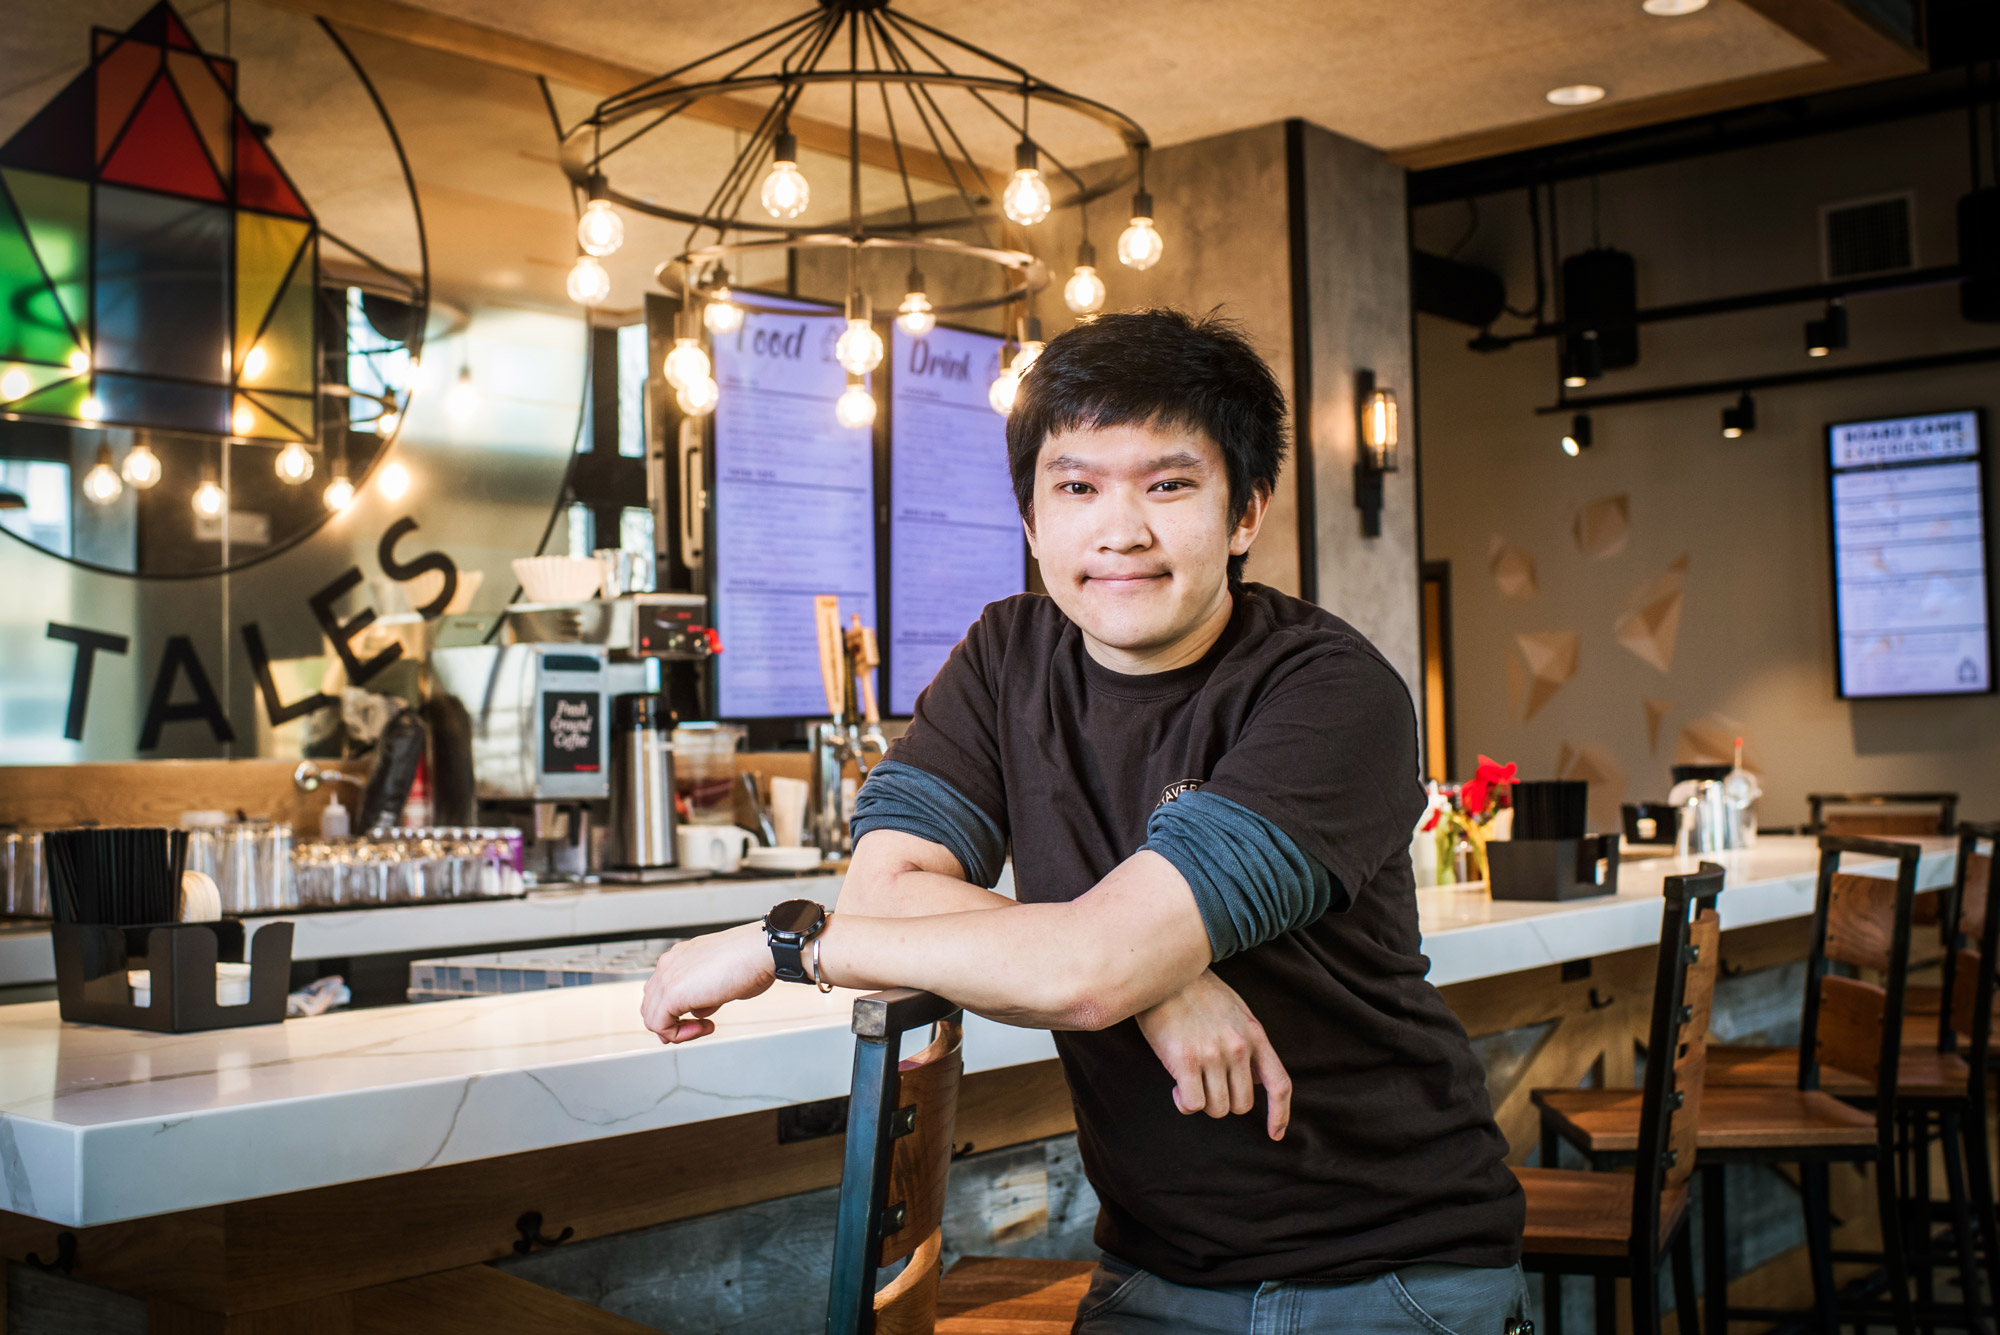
left=817, top=850, right=1212, bottom=1030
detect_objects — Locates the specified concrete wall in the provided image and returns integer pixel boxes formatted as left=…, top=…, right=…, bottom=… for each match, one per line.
left=1414, top=109, right=2000, bottom=821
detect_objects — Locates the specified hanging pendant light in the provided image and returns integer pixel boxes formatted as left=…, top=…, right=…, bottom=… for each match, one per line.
left=275, top=441, right=315, bottom=484
left=896, top=269, right=936, bottom=337
left=1, top=367, right=30, bottom=402
left=1118, top=191, right=1164, bottom=270
left=1064, top=240, right=1106, bottom=314
left=192, top=466, right=226, bottom=518
left=1003, top=141, right=1052, bottom=225
left=80, top=394, right=104, bottom=423
left=567, top=254, right=612, bottom=307
left=323, top=463, right=356, bottom=511
left=835, top=295, right=884, bottom=375
left=677, top=374, right=720, bottom=416
left=664, top=334, right=711, bottom=392
left=121, top=442, right=162, bottom=489
left=82, top=443, right=122, bottom=504
left=704, top=272, right=744, bottom=335
left=835, top=376, right=877, bottom=430
left=577, top=183, right=625, bottom=257
left=448, top=365, right=478, bottom=421
left=760, top=130, right=811, bottom=220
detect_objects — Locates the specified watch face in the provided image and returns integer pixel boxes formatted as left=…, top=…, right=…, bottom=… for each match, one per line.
left=765, top=898, right=825, bottom=937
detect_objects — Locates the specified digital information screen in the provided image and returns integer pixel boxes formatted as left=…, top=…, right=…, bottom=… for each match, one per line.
left=888, top=324, right=1024, bottom=715
left=711, top=297, right=878, bottom=718
left=1828, top=409, right=1992, bottom=698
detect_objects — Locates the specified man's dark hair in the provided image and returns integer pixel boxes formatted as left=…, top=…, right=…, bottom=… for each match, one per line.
left=1005, top=308, right=1288, bottom=583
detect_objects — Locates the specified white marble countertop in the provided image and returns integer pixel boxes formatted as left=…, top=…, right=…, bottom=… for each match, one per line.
left=0, top=835, right=1958, bottom=1228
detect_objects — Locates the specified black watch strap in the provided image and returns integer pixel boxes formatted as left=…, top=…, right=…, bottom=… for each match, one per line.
left=764, top=899, right=828, bottom=984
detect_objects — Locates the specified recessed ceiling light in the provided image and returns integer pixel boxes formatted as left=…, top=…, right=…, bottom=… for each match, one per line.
left=1642, top=0, right=1709, bottom=13
left=1547, top=84, right=1608, bottom=106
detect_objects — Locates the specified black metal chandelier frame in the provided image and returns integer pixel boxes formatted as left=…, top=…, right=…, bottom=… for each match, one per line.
left=555, top=0, right=1154, bottom=316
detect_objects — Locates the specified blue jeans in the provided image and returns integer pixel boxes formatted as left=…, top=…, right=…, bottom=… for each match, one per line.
left=1072, top=1255, right=1530, bottom=1334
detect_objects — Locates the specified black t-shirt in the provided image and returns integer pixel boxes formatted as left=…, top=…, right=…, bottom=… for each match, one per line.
left=884, top=583, right=1523, bottom=1284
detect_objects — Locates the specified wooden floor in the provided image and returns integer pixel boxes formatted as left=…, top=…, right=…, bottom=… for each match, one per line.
left=935, top=1257, right=1096, bottom=1333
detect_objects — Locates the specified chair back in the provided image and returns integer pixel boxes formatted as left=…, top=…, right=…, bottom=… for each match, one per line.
left=1808, top=792, right=1958, bottom=837
left=1941, top=825, right=2000, bottom=1079
left=1630, top=862, right=1724, bottom=1257
left=1797, top=835, right=1923, bottom=1102
left=828, top=988, right=964, bottom=1335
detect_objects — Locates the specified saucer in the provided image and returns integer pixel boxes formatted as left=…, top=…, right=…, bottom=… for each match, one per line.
left=743, top=846, right=825, bottom=873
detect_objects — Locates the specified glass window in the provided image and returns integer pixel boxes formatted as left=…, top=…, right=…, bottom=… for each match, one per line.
left=616, top=322, right=648, bottom=459
left=565, top=501, right=594, bottom=559
left=619, top=505, right=656, bottom=592
left=346, top=286, right=411, bottom=431
left=0, top=460, right=73, bottom=556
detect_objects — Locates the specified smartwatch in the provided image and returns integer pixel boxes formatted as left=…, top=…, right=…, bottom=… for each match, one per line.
left=764, top=899, right=829, bottom=984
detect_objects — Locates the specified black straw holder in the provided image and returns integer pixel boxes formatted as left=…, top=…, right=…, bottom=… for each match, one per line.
left=1486, top=835, right=1621, bottom=902
left=52, top=918, right=293, bottom=1032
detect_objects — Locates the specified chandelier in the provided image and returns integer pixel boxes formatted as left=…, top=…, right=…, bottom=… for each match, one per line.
left=555, top=0, right=1163, bottom=422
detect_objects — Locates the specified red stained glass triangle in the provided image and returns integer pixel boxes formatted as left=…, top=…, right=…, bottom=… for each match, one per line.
left=208, top=57, right=235, bottom=91
left=234, top=116, right=308, bottom=219
left=102, top=78, right=224, bottom=202
left=162, top=9, right=197, bottom=51
left=0, top=72, right=92, bottom=177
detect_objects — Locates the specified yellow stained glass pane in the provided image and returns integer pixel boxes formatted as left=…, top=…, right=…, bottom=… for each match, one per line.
left=241, top=252, right=314, bottom=394
left=235, top=390, right=312, bottom=441
left=234, top=212, right=307, bottom=370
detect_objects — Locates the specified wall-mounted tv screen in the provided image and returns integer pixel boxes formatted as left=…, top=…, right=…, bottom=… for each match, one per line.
left=1827, top=409, right=1992, bottom=699
left=887, top=324, right=1024, bottom=716
left=710, top=295, right=878, bottom=719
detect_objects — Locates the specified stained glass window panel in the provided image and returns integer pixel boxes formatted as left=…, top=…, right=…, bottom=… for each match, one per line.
left=94, top=40, right=162, bottom=165
left=243, top=255, right=315, bottom=394
left=97, top=371, right=226, bottom=434
left=0, top=191, right=78, bottom=367
left=166, top=50, right=231, bottom=183
left=101, top=76, right=225, bottom=201
left=236, top=212, right=306, bottom=370
left=94, top=184, right=228, bottom=383
left=2, top=170, right=90, bottom=338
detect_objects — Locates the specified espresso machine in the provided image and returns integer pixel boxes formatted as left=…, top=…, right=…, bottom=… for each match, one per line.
left=808, top=597, right=887, bottom=856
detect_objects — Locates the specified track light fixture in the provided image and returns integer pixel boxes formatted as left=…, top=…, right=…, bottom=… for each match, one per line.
left=1561, top=329, right=1602, bottom=388
left=1804, top=299, right=1847, bottom=357
left=1721, top=391, right=1756, bottom=439
left=1560, top=413, right=1593, bottom=457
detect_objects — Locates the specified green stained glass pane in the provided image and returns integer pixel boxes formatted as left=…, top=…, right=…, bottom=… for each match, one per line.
left=3, top=169, right=90, bottom=339
left=0, top=361, right=71, bottom=407
left=0, top=188, right=79, bottom=367
left=9, top=373, right=87, bottom=420
left=244, top=250, right=315, bottom=394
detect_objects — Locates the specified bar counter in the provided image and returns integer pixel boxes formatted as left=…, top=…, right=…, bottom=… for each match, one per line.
left=0, top=834, right=1956, bottom=1232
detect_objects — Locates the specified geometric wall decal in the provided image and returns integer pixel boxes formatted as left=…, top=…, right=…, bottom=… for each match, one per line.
left=1508, top=630, right=1580, bottom=722
left=0, top=1, right=317, bottom=440
left=1489, top=533, right=1538, bottom=601
left=1676, top=712, right=1762, bottom=774
left=1555, top=740, right=1628, bottom=834
left=1614, top=555, right=1688, bottom=674
left=1573, top=493, right=1630, bottom=559
left=1643, top=698, right=1674, bottom=754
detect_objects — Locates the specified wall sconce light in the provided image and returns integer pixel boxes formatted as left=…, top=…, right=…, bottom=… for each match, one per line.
left=1354, top=370, right=1399, bottom=538
left=1721, top=390, right=1756, bottom=439
left=1560, top=412, right=1593, bottom=457
left=1804, top=299, right=1847, bottom=357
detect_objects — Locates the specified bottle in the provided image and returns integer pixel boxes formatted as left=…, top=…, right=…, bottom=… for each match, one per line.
left=320, top=794, right=351, bottom=840
left=1721, top=736, right=1761, bottom=850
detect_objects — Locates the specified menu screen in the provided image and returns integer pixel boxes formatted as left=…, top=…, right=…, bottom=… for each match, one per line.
left=888, top=324, right=1024, bottom=715
left=1828, top=409, right=1992, bottom=698
left=711, top=296, right=878, bottom=718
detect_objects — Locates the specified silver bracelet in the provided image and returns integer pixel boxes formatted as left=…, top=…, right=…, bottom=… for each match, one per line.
left=810, top=934, right=833, bottom=993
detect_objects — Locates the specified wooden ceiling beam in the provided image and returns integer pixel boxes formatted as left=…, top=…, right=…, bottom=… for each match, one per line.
left=249, top=0, right=1001, bottom=196
left=1388, top=0, right=1924, bottom=172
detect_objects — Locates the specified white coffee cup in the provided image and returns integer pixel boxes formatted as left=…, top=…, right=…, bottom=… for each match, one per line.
left=678, top=825, right=753, bottom=873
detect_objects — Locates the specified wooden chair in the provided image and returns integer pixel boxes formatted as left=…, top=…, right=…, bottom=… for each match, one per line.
left=1808, top=792, right=1959, bottom=838
left=1515, top=862, right=1724, bottom=1335
left=826, top=988, right=1092, bottom=1335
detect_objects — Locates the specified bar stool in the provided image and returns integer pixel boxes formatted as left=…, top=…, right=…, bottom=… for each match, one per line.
left=825, top=988, right=1093, bottom=1334
left=1515, top=862, right=1723, bottom=1335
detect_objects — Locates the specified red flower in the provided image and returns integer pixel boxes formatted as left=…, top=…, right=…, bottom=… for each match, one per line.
left=1461, top=755, right=1517, bottom=818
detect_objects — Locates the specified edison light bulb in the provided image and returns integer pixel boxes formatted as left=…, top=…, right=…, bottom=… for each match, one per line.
left=988, top=369, right=1019, bottom=415
left=0, top=368, right=28, bottom=401
left=761, top=132, right=810, bottom=220
left=567, top=255, right=611, bottom=307
left=577, top=199, right=623, bottom=257
left=1064, top=265, right=1105, bottom=314
left=243, top=344, right=268, bottom=379
left=1012, top=340, right=1045, bottom=375
left=122, top=442, right=162, bottom=489
left=834, top=319, right=883, bottom=375
left=835, top=381, right=876, bottom=430
left=67, top=349, right=90, bottom=374
left=83, top=445, right=122, bottom=504
left=1118, top=215, right=1163, bottom=270
left=80, top=395, right=104, bottom=422
left=896, top=290, right=936, bottom=337
left=1003, top=167, right=1052, bottom=226
left=232, top=405, right=255, bottom=435
left=275, top=441, right=314, bottom=484
left=324, top=471, right=355, bottom=511
left=192, top=474, right=226, bottom=518
left=448, top=368, right=478, bottom=421
left=663, top=338, right=710, bottom=392
left=704, top=288, right=744, bottom=335
left=676, top=375, right=719, bottom=417
left=378, top=409, right=401, bottom=436
left=377, top=460, right=412, bottom=501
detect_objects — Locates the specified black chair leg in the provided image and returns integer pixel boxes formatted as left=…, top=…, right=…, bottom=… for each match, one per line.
left=1545, top=1269, right=1566, bottom=1335
left=1671, top=1226, right=1700, bottom=1335
left=1702, top=1163, right=1729, bottom=1335
left=1879, top=1136, right=1920, bottom=1335
left=1630, top=1259, right=1662, bottom=1335
left=1913, top=1108, right=1938, bottom=1312
left=1941, top=1110, right=1987, bottom=1334
left=1962, top=1100, right=2000, bottom=1330
left=1595, top=1274, right=1618, bottom=1335
left=1802, top=1159, right=1842, bottom=1333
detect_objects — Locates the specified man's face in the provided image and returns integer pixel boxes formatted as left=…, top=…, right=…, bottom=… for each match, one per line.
left=1025, top=419, right=1266, bottom=670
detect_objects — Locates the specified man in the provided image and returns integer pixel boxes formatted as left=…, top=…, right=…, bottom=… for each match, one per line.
left=642, top=309, right=1525, bottom=1332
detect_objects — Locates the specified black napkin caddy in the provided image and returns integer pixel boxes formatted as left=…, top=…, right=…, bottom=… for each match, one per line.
left=52, top=918, right=293, bottom=1032
left=1486, top=834, right=1620, bottom=902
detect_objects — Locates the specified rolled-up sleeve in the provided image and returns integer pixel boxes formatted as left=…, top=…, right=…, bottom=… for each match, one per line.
left=1142, top=789, right=1341, bottom=961
left=850, top=759, right=1008, bottom=888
